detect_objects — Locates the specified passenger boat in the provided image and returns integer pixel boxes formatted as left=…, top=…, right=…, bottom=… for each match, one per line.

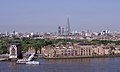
left=16, top=59, right=28, bottom=64
left=16, top=53, right=40, bottom=64
left=26, top=61, right=40, bottom=65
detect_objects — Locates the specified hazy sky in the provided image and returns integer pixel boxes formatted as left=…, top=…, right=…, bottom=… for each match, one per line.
left=0, top=0, right=120, bottom=32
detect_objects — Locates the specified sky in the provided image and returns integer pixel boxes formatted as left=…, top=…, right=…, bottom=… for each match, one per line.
left=0, top=0, right=120, bottom=33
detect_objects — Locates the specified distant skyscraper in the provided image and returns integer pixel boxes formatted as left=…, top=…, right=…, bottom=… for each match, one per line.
left=66, top=17, right=71, bottom=35
left=62, top=27, right=64, bottom=35
left=5, top=32, right=9, bottom=36
left=12, top=30, right=15, bottom=35
left=58, top=26, right=62, bottom=35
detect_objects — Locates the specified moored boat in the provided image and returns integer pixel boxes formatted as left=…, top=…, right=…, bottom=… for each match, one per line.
left=16, top=59, right=28, bottom=64
left=16, top=53, right=40, bottom=64
left=26, top=61, right=40, bottom=65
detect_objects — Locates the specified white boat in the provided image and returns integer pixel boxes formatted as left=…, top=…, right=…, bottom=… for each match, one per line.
left=16, top=59, right=28, bottom=64
left=26, top=61, right=40, bottom=65
left=16, top=53, right=40, bottom=65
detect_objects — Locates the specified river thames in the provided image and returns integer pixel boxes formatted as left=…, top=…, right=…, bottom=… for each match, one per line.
left=0, top=57, right=120, bottom=72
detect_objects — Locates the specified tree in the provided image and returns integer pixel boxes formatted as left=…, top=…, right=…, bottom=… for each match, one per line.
left=30, top=40, right=42, bottom=54
left=0, top=40, right=9, bottom=54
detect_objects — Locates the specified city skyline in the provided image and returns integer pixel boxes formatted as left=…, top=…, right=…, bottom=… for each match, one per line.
left=0, top=0, right=120, bottom=32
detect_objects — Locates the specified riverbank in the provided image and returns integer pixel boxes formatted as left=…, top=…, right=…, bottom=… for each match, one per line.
left=44, top=55, right=120, bottom=59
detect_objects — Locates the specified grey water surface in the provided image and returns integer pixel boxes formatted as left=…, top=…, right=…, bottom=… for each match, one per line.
left=0, top=58, right=120, bottom=72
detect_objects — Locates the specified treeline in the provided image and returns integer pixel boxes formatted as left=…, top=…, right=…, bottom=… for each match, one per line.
left=90, top=40, right=120, bottom=45
left=0, top=37, right=120, bottom=54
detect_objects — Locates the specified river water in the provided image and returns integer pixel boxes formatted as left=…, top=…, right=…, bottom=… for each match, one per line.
left=0, top=58, right=120, bottom=72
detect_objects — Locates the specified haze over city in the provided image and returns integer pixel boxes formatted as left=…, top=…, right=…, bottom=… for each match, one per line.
left=1, top=1, right=120, bottom=72
left=0, top=0, right=120, bottom=32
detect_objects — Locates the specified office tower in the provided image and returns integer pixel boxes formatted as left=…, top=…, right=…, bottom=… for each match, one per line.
left=12, top=30, right=15, bottom=35
left=66, top=17, right=71, bottom=35
left=58, top=26, right=62, bottom=35
left=62, top=27, right=64, bottom=35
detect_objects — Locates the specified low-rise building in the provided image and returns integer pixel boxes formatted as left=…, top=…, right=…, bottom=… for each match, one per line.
left=9, top=44, right=22, bottom=60
left=42, top=43, right=94, bottom=58
left=42, top=43, right=119, bottom=58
